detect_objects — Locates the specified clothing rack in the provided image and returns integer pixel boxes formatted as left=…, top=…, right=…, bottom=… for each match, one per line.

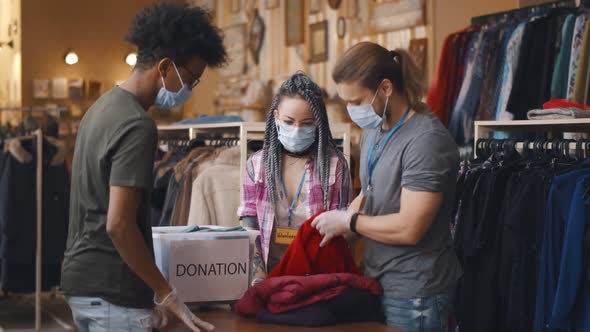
left=471, top=0, right=577, bottom=26
left=0, top=129, right=73, bottom=332
left=474, top=119, right=590, bottom=157
left=157, top=122, right=352, bottom=197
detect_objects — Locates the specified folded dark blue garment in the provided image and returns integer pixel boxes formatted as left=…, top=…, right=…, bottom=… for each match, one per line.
left=256, top=288, right=384, bottom=327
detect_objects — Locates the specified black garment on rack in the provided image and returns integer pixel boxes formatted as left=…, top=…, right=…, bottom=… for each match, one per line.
left=506, top=17, right=550, bottom=119
left=506, top=12, right=567, bottom=120
left=151, top=150, right=188, bottom=226
left=454, top=157, right=517, bottom=332
left=0, top=138, right=69, bottom=292
left=497, top=169, right=553, bottom=332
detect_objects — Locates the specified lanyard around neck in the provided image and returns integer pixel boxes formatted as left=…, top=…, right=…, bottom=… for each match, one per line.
left=280, top=169, right=307, bottom=226
left=366, top=107, right=410, bottom=192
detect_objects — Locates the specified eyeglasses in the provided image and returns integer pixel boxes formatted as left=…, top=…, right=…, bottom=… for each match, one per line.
left=181, top=66, right=201, bottom=89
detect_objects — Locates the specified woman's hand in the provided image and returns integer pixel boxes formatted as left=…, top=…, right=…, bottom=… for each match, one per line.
left=312, top=210, right=354, bottom=247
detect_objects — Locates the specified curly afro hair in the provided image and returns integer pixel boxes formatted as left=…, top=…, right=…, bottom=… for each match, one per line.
left=126, top=2, right=227, bottom=69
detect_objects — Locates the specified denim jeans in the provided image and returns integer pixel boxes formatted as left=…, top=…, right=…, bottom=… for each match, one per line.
left=66, top=296, right=153, bottom=332
left=382, top=292, right=452, bottom=332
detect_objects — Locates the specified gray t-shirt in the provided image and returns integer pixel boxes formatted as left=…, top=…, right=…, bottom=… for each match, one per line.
left=360, top=111, right=462, bottom=298
left=61, top=87, right=157, bottom=308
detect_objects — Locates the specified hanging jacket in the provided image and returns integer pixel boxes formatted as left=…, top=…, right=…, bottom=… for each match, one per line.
left=267, top=212, right=360, bottom=278
left=188, top=146, right=242, bottom=227
left=0, top=137, right=69, bottom=292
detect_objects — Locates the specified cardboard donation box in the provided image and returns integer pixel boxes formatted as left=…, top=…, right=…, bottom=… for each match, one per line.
left=152, top=226, right=259, bottom=303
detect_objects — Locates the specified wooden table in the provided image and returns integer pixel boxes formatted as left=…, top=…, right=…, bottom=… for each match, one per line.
left=165, top=310, right=400, bottom=332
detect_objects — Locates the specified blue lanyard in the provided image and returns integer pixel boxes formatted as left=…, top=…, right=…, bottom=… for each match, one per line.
left=280, top=170, right=307, bottom=226
left=367, top=107, right=410, bottom=191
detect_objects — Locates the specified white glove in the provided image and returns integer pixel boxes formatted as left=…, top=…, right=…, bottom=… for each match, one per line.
left=311, top=209, right=354, bottom=247
left=150, top=305, right=169, bottom=330
left=155, top=287, right=215, bottom=332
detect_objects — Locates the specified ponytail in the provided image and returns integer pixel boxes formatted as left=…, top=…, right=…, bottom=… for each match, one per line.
left=391, top=48, right=428, bottom=112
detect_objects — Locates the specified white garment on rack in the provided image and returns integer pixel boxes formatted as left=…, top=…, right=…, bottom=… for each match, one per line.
left=187, top=147, right=242, bottom=227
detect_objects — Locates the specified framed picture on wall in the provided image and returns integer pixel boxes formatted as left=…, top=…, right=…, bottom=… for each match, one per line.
left=68, top=79, right=86, bottom=100
left=265, top=0, right=279, bottom=10
left=409, top=38, right=428, bottom=78
left=51, top=78, right=68, bottom=99
left=309, top=21, right=328, bottom=63
left=87, top=80, right=103, bottom=100
left=285, top=0, right=305, bottom=46
left=33, top=79, right=50, bottom=99
left=372, top=0, right=425, bottom=33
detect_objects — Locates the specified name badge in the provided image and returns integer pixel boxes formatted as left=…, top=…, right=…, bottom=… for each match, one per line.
left=275, top=228, right=298, bottom=245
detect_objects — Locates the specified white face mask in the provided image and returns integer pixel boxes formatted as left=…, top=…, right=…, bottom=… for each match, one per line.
left=276, top=121, right=316, bottom=153
left=346, top=85, right=389, bottom=129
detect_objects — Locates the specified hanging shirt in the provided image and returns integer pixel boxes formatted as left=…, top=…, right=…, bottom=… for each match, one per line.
left=551, top=14, right=576, bottom=99
left=496, top=22, right=527, bottom=122
left=573, top=17, right=590, bottom=104
left=449, top=30, right=485, bottom=145
left=566, top=15, right=588, bottom=100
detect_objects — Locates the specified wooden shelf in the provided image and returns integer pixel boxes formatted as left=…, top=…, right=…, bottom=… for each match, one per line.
left=475, top=119, right=590, bottom=134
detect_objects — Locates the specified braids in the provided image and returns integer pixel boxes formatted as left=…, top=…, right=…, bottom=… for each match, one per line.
left=263, top=72, right=337, bottom=209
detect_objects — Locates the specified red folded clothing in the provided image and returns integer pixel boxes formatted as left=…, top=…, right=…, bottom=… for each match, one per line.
left=235, top=273, right=383, bottom=316
left=543, top=99, right=590, bottom=110
left=267, top=211, right=360, bottom=278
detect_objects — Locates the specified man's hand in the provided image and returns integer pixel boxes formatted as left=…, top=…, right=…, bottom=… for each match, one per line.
left=311, top=210, right=354, bottom=247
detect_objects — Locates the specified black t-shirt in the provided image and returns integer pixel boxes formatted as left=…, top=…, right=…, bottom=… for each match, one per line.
left=61, top=87, right=157, bottom=308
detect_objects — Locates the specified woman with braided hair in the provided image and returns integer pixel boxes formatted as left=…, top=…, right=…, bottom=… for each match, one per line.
left=312, top=42, right=461, bottom=331
left=238, top=73, right=353, bottom=284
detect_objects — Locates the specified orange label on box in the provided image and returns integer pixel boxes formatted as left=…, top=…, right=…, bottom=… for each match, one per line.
left=275, top=228, right=298, bottom=245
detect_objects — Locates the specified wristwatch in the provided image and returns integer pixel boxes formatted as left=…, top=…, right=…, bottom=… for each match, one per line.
left=350, top=213, right=361, bottom=235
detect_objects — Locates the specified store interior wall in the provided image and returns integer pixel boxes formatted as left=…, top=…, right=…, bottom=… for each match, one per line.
left=432, top=0, right=516, bottom=62
left=5, top=0, right=532, bottom=121
left=0, top=0, right=22, bottom=124
left=20, top=0, right=162, bottom=108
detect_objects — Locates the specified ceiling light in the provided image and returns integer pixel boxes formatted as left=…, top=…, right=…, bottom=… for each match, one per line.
left=64, top=50, right=79, bottom=65
left=125, top=52, right=137, bottom=66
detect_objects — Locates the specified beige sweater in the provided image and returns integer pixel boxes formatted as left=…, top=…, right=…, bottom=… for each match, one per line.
left=187, top=146, right=241, bottom=227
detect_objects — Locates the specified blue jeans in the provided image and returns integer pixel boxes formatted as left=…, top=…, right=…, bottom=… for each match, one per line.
left=382, top=292, right=452, bottom=332
left=66, top=296, right=153, bottom=332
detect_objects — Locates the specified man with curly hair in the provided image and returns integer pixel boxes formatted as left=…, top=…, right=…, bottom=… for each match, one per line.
left=61, top=3, right=226, bottom=331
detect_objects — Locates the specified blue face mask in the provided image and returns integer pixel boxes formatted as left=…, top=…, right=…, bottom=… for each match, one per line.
left=276, top=121, right=316, bottom=153
left=346, top=86, right=389, bottom=129
left=155, top=62, right=192, bottom=109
